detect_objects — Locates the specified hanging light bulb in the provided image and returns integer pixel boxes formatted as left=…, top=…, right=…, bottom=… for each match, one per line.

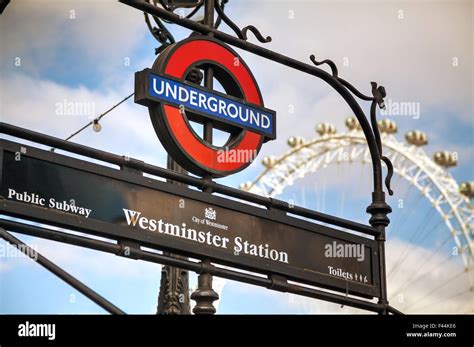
left=92, top=119, right=102, bottom=132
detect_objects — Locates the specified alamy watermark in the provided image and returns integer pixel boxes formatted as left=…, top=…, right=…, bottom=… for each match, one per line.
left=380, top=99, right=421, bottom=119
left=217, top=147, right=258, bottom=163
left=18, top=321, right=55, bottom=341
left=55, top=99, right=95, bottom=118
left=324, top=241, right=365, bottom=262
left=0, top=243, right=38, bottom=261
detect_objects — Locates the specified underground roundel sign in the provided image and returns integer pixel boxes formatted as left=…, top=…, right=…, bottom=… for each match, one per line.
left=134, top=37, right=276, bottom=177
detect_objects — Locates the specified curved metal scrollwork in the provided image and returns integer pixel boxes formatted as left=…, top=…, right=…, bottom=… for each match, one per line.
left=242, top=25, right=272, bottom=43
left=145, top=0, right=205, bottom=54
left=309, top=53, right=394, bottom=195
left=310, top=54, right=338, bottom=77
left=369, top=82, right=393, bottom=195
left=145, top=0, right=271, bottom=54
left=214, top=1, right=271, bottom=43
left=144, top=7, right=175, bottom=54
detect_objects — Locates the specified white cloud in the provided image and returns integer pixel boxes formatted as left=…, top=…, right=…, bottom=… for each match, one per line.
left=0, top=261, right=13, bottom=273
left=0, top=0, right=147, bottom=80
left=385, top=238, right=473, bottom=313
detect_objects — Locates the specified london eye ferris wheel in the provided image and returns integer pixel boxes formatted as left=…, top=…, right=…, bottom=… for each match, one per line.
left=239, top=117, right=474, bottom=313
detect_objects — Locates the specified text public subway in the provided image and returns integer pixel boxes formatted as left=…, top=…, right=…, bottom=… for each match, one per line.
left=123, top=208, right=289, bottom=264
left=149, top=74, right=275, bottom=138
left=7, top=189, right=92, bottom=218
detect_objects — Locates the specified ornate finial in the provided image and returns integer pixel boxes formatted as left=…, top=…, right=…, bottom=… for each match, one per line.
left=371, top=82, right=386, bottom=110
left=191, top=260, right=219, bottom=314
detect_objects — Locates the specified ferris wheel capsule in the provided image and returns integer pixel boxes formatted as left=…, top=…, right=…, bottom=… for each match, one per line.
left=433, top=151, right=457, bottom=168
left=377, top=119, right=397, bottom=134
left=316, top=123, right=336, bottom=136
left=405, top=130, right=428, bottom=146
left=287, top=136, right=305, bottom=148
left=262, top=156, right=277, bottom=168
left=345, top=116, right=361, bottom=131
left=459, top=182, right=474, bottom=198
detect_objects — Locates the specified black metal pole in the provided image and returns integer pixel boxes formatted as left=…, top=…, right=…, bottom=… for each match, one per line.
left=203, top=0, right=215, bottom=143
left=0, top=227, right=126, bottom=315
left=157, top=157, right=191, bottom=314
left=190, top=0, right=220, bottom=315
left=367, top=192, right=391, bottom=314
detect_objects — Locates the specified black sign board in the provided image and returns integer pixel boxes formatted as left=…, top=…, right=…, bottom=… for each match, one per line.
left=0, top=140, right=379, bottom=298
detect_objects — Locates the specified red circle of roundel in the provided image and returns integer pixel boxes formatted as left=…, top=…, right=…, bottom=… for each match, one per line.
left=149, top=37, right=264, bottom=177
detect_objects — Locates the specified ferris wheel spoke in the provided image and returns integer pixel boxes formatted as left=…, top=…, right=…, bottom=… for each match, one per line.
left=390, top=232, right=454, bottom=297
left=387, top=211, right=442, bottom=280
left=401, top=269, right=467, bottom=312
left=414, top=288, right=472, bottom=313
left=389, top=193, right=425, bottom=238
left=387, top=175, right=411, bottom=228
left=396, top=253, right=457, bottom=301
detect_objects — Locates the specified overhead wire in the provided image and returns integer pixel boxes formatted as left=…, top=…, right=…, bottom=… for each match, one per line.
left=50, top=93, right=134, bottom=151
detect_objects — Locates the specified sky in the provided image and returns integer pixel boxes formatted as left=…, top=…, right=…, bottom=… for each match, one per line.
left=0, top=0, right=473, bottom=314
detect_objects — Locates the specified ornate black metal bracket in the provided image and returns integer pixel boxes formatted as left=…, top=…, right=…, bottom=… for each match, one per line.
left=369, top=82, right=393, bottom=196
left=146, top=0, right=272, bottom=52
left=309, top=54, right=393, bottom=195
left=145, top=0, right=273, bottom=54
left=369, top=82, right=393, bottom=195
